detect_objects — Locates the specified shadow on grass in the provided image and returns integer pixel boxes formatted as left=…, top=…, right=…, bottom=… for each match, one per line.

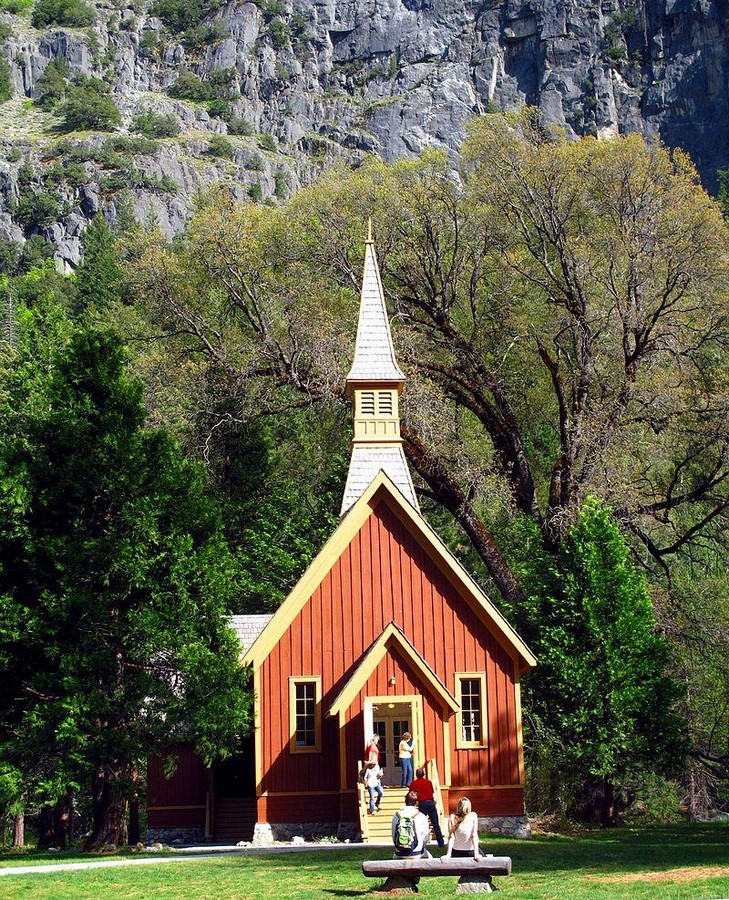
left=479, top=823, right=729, bottom=876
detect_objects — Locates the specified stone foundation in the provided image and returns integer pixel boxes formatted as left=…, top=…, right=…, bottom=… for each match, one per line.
left=252, top=821, right=361, bottom=844
left=478, top=815, right=531, bottom=839
left=146, top=826, right=204, bottom=845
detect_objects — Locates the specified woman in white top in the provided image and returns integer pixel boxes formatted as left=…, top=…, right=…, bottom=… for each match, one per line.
left=398, top=731, right=415, bottom=787
left=442, top=797, right=482, bottom=860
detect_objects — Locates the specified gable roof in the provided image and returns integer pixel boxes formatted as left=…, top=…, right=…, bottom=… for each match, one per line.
left=328, top=622, right=460, bottom=717
left=242, top=471, right=536, bottom=672
left=341, top=444, right=419, bottom=516
left=230, top=615, right=272, bottom=655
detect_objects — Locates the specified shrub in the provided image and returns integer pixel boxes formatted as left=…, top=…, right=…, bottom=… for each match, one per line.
left=32, top=0, right=95, bottom=28
left=167, top=70, right=212, bottom=102
left=0, top=59, right=10, bottom=103
left=246, top=152, right=264, bottom=171
left=131, top=109, right=181, bottom=138
left=57, top=76, right=121, bottom=132
left=35, top=57, right=70, bottom=110
left=0, top=0, right=33, bottom=12
left=0, top=21, right=13, bottom=40
left=258, top=132, right=276, bottom=152
left=206, top=98, right=231, bottom=120
left=207, top=134, right=233, bottom=158
left=104, top=134, right=158, bottom=155
left=15, top=189, right=60, bottom=231
left=6, top=147, right=22, bottom=162
left=268, top=18, right=289, bottom=49
left=0, top=236, right=21, bottom=275
left=182, top=19, right=229, bottom=48
left=248, top=181, right=262, bottom=202
left=273, top=170, right=286, bottom=198
left=227, top=117, right=253, bottom=136
left=151, top=0, right=224, bottom=34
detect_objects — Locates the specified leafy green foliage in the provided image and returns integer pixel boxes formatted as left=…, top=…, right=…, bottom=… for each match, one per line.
left=0, top=0, right=33, bottom=12
left=14, top=189, right=60, bottom=232
left=512, top=499, right=687, bottom=820
left=228, top=116, right=253, bottom=136
left=0, top=59, right=10, bottom=103
left=258, top=132, right=276, bottom=151
left=211, top=418, right=346, bottom=612
left=207, top=134, right=234, bottom=158
left=57, top=76, right=121, bottom=132
left=35, top=58, right=70, bottom=110
left=74, top=216, right=121, bottom=313
left=150, top=0, right=223, bottom=34
left=131, top=109, right=181, bottom=138
left=0, top=319, right=252, bottom=843
left=31, top=0, right=95, bottom=28
left=0, top=21, right=12, bottom=41
left=167, top=70, right=212, bottom=102
left=268, top=18, right=289, bottom=49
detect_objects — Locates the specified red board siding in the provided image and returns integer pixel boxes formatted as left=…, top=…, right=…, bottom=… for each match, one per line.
left=258, top=498, right=524, bottom=817
left=147, top=745, right=208, bottom=828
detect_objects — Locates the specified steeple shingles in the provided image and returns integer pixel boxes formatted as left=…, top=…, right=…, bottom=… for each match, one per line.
left=340, top=230, right=419, bottom=516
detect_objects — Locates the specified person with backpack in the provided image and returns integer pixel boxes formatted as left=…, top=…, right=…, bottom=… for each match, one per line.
left=391, top=790, right=431, bottom=858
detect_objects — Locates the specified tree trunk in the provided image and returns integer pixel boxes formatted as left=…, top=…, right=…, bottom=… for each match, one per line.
left=84, top=767, right=129, bottom=851
left=37, top=805, right=54, bottom=849
left=128, top=769, right=140, bottom=845
left=601, top=780, right=616, bottom=827
left=11, top=812, right=24, bottom=849
left=53, top=791, right=73, bottom=850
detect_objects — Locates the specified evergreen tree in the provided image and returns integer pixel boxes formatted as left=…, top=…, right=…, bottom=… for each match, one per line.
left=0, top=317, right=252, bottom=848
left=74, top=215, right=122, bottom=313
left=514, top=499, right=687, bottom=823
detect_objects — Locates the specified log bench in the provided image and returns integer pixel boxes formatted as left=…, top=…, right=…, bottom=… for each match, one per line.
left=362, top=855, right=512, bottom=894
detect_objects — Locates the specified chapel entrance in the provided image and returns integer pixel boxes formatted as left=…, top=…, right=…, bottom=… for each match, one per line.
left=370, top=700, right=413, bottom=786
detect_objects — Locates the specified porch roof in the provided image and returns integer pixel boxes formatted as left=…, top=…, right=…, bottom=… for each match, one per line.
left=327, top=621, right=460, bottom=717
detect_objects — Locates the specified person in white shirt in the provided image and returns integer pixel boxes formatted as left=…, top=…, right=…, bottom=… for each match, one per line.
left=364, top=761, right=383, bottom=814
left=392, top=791, right=431, bottom=857
left=398, top=731, right=415, bottom=786
left=441, top=797, right=482, bottom=860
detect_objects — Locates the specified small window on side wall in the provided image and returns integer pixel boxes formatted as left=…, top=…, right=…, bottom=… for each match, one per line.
left=289, top=676, right=321, bottom=753
left=455, top=673, right=487, bottom=748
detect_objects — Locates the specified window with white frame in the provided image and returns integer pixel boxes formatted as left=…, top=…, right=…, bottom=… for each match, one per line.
left=455, top=673, right=486, bottom=748
left=289, top=677, right=321, bottom=753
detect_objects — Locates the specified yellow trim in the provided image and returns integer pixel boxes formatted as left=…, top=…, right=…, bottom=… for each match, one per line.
left=260, top=790, right=343, bottom=797
left=289, top=676, right=322, bottom=754
left=254, top=667, right=263, bottom=796
left=328, top=623, right=459, bottom=717
left=454, top=672, right=488, bottom=749
left=514, top=662, right=525, bottom=785
left=338, top=710, right=348, bottom=791
left=242, top=473, right=536, bottom=672
left=442, top=719, right=452, bottom=787
left=449, top=784, right=525, bottom=790
left=147, top=804, right=206, bottom=811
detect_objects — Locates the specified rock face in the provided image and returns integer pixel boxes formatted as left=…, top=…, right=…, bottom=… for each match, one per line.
left=0, top=0, right=727, bottom=263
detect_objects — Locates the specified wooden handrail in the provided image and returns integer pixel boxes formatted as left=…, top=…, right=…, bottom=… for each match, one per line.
left=356, top=759, right=368, bottom=842
left=429, top=759, right=445, bottom=821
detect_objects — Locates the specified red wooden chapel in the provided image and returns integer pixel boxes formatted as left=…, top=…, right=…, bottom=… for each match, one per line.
left=147, top=232, right=536, bottom=844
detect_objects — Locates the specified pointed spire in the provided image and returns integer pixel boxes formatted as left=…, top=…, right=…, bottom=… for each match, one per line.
left=346, top=235, right=404, bottom=384
left=340, top=226, right=419, bottom=515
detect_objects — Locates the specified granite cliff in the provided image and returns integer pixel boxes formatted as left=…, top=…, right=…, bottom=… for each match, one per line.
left=0, top=0, right=727, bottom=267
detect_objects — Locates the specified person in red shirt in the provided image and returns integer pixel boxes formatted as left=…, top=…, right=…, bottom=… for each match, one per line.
left=409, top=763, right=445, bottom=847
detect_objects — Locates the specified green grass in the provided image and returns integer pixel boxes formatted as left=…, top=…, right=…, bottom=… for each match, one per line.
left=0, top=823, right=727, bottom=899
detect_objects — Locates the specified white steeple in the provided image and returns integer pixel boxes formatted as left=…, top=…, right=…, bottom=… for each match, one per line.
left=340, top=226, right=419, bottom=516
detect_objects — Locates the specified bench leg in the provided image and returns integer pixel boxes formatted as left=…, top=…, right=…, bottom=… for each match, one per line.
left=456, top=873, right=495, bottom=894
left=380, top=874, right=420, bottom=893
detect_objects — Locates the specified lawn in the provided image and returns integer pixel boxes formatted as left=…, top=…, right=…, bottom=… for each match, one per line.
left=0, top=823, right=727, bottom=899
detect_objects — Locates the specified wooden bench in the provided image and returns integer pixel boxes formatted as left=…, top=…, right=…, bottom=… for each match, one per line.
left=362, top=855, right=512, bottom=894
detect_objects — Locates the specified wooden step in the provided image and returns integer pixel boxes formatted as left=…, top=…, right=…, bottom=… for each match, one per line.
left=213, top=797, right=256, bottom=843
